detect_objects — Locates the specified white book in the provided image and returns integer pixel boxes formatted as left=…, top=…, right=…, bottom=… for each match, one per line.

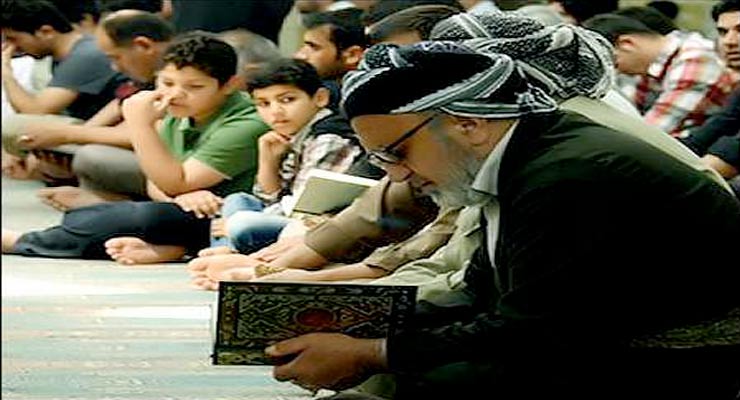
left=283, top=169, right=379, bottom=216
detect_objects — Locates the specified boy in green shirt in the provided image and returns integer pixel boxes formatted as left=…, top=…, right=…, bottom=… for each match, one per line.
left=123, top=32, right=267, bottom=200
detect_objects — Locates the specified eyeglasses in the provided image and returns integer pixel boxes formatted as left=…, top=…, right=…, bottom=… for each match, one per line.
left=367, top=114, right=437, bottom=167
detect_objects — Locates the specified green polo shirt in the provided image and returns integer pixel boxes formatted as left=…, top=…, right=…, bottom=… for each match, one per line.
left=158, top=91, right=268, bottom=197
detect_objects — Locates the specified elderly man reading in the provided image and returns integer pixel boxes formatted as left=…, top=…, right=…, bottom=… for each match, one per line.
left=263, top=40, right=740, bottom=399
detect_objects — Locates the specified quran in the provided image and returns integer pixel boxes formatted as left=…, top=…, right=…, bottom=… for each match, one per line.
left=211, top=281, right=417, bottom=365
left=283, top=169, right=378, bottom=216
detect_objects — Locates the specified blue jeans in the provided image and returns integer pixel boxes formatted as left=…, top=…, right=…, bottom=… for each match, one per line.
left=212, top=192, right=290, bottom=254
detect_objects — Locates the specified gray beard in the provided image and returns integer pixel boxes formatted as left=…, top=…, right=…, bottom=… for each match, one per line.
left=428, top=156, right=485, bottom=209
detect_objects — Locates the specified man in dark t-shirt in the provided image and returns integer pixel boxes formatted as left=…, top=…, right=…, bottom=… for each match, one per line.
left=1, top=0, right=124, bottom=124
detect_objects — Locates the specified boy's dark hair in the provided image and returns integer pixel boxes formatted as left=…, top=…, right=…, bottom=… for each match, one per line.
left=101, top=11, right=175, bottom=46
left=646, top=1, right=679, bottom=20
left=712, top=0, right=740, bottom=21
left=552, top=0, right=619, bottom=24
left=614, top=6, right=676, bottom=36
left=245, top=58, right=323, bottom=97
left=582, top=14, right=658, bottom=45
left=0, top=0, right=73, bottom=34
left=98, top=0, right=164, bottom=14
left=162, top=32, right=237, bottom=86
left=303, top=8, right=368, bottom=52
left=367, top=4, right=461, bottom=44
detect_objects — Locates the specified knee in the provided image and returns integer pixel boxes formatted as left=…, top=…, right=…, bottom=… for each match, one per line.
left=221, top=192, right=263, bottom=217
left=226, top=211, right=287, bottom=254
left=226, top=211, right=262, bottom=238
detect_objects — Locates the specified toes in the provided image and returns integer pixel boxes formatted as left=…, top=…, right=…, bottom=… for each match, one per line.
left=104, top=238, right=123, bottom=249
left=191, top=277, right=218, bottom=291
left=187, top=258, right=207, bottom=272
left=117, top=257, right=135, bottom=265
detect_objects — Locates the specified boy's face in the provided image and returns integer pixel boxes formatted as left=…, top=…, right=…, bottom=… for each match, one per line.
left=293, top=25, right=344, bottom=79
left=252, top=84, right=328, bottom=137
left=155, top=64, right=233, bottom=122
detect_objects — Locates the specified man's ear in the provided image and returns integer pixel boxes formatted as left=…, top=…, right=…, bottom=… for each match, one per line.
left=36, top=25, right=56, bottom=40
left=132, top=36, right=156, bottom=52
left=615, top=35, right=637, bottom=52
left=450, top=116, right=490, bottom=147
left=313, top=87, right=330, bottom=109
left=340, top=45, right=365, bottom=70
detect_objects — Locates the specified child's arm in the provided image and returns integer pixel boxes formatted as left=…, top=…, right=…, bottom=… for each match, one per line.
left=146, top=180, right=173, bottom=202
left=255, top=130, right=292, bottom=196
left=122, top=90, right=225, bottom=196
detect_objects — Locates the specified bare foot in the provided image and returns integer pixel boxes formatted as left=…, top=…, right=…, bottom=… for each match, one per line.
left=37, top=186, right=128, bottom=212
left=104, top=237, right=186, bottom=265
left=33, top=149, right=76, bottom=185
left=187, top=253, right=259, bottom=278
left=190, top=276, right=220, bottom=291
left=1, top=153, right=43, bottom=180
left=188, top=254, right=259, bottom=291
left=2, top=229, right=21, bottom=253
left=220, top=266, right=256, bottom=281
left=189, top=266, right=257, bottom=291
left=196, top=245, right=236, bottom=257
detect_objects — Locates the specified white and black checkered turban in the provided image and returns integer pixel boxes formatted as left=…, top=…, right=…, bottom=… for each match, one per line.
left=430, top=11, right=614, bottom=101
left=341, top=41, right=558, bottom=120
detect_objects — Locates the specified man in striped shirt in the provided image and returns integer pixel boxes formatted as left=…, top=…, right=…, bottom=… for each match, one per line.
left=584, top=13, right=739, bottom=137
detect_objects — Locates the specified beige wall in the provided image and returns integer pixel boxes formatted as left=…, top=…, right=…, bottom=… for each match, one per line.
left=278, top=6, right=305, bottom=57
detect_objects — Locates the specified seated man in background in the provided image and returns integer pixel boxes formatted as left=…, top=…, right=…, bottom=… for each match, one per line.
left=293, top=8, right=368, bottom=111
left=583, top=13, right=739, bottom=137
left=29, top=10, right=176, bottom=211
left=1, top=0, right=126, bottom=180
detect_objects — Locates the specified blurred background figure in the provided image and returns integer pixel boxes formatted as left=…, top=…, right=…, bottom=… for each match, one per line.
left=584, top=13, right=739, bottom=137
left=547, top=0, right=619, bottom=25
left=168, top=0, right=293, bottom=43
left=647, top=0, right=680, bottom=22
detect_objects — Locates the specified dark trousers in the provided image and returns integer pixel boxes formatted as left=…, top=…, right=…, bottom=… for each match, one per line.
left=14, top=201, right=210, bottom=259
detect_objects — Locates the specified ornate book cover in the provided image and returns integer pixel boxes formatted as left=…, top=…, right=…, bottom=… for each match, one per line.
left=212, top=281, right=417, bottom=365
